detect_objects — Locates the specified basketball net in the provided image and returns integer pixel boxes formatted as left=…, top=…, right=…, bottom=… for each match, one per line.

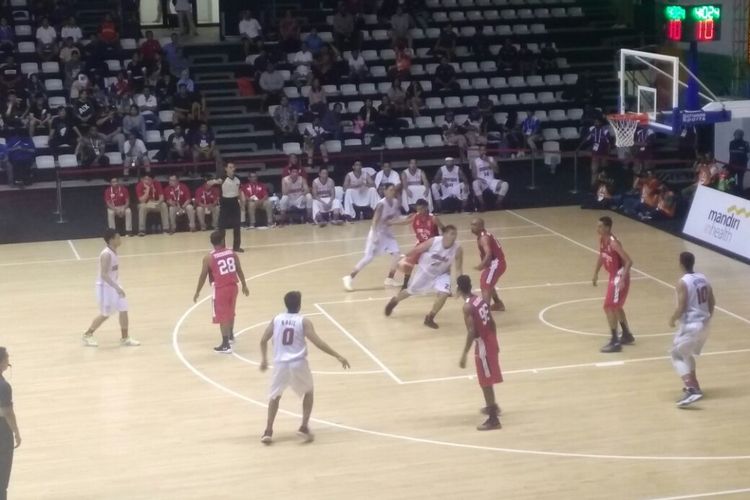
left=607, top=113, right=649, bottom=147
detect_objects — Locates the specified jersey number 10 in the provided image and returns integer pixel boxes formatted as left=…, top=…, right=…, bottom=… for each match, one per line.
left=697, top=285, right=709, bottom=304
left=217, top=257, right=236, bottom=275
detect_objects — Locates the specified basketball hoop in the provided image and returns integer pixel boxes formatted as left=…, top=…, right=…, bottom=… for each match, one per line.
left=607, top=113, right=650, bottom=147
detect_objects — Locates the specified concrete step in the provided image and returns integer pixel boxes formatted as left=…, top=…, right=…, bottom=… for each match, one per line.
left=189, top=53, right=228, bottom=65
left=195, top=72, right=235, bottom=82
left=207, top=105, right=247, bottom=116
left=202, top=89, right=239, bottom=98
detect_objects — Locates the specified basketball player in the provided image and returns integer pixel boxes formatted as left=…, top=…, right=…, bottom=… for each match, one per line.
left=431, top=157, right=469, bottom=213
left=82, top=228, right=140, bottom=347
left=342, top=183, right=402, bottom=291
left=385, top=225, right=463, bottom=329
left=471, top=146, right=509, bottom=210
left=311, top=167, right=343, bottom=226
left=470, top=218, right=507, bottom=311
left=259, top=291, right=350, bottom=444
left=668, top=252, right=715, bottom=407
left=401, top=159, right=433, bottom=212
left=279, top=166, right=313, bottom=223
left=592, top=216, right=635, bottom=353
left=457, top=275, right=502, bottom=430
left=193, top=231, right=250, bottom=353
left=388, top=198, right=444, bottom=289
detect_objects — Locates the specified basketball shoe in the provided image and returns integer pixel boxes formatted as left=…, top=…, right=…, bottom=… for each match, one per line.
left=120, top=337, right=141, bottom=347
left=600, top=340, right=622, bottom=353
left=477, top=417, right=502, bottom=431
left=82, top=334, right=98, bottom=347
left=260, top=430, right=273, bottom=445
left=384, top=298, right=398, bottom=316
left=384, top=277, right=400, bottom=287
left=620, top=331, right=636, bottom=345
left=423, top=314, right=439, bottom=329
left=342, top=275, right=354, bottom=291
left=214, top=343, right=232, bottom=354
left=676, top=387, right=703, bottom=408
left=297, top=426, right=314, bottom=443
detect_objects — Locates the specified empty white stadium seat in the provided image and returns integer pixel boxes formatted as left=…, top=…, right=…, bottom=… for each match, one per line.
left=282, top=142, right=302, bottom=155
left=433, top=11, right=449, bottom=22
left=359, top=83, right=377, bottom=94
left=410, top=28, right=425, bottom=39
left=35, top=155, right=55, bottom=169
left=415, top=116, right=435, bottom=128
left=543, top=141, right=561, bottom=167
left=20, top=62, right=38, bottom=75
left=361, top=50, right=378, bottom=61
left=410, top=64, right=425, bottom=76
left=448, top=11, right=465, bottom=21
left=462, top=95, right=479, bottom=107
left=324, top=140, right=342, bottom=153
left=106, top=152, right=123, bottom=165
left=146, top=130, right=162, bottom=143
left=364, top=14, right=378, bottom=24
left=58, top=154, right=78, bottom=168
left=425, top=27, right=441, bottom=38
left=41, top=61, right=59, bottom=73
left=534, top=110, right=548, bottom=122
left=519, top=93, right=537, bottom=105
left=377, top=81, right=392, bottom=94
left=10, top=0, right=29, bottom=8
left=501, top=9, right=516, bottom=19
left=530, top=23, right=546, bottom=33
left=319, top=31, right=333, bottom=42
left=424, top=134, right=444, bottom=147
left=32, top=136, right=48, bottom=148
left=372, top=29, right=389, bottom=40
left=162, top=129, right=174, bottom=140
left=461, top=61, right=479, bottom=73
left=512, top=24, right=529, bottom=34
left=467, top=11, right=482, bottom=21
left=347, top=101, right=364, bottom=113
left=500, top=94, right=518, bottom=105
left=420, top=80, right=433, bottom=92
left=460, top=26, right=476, bottom=37
left=14, top=24, right=31, bottom=36
left=121, top=38, right=137, bottom=50
left=471, top=78, right=489, bottom=90
left=549, top=109, right=567, bottom=121
left=569, top=6, right=583, bottom=16
left=563, top=73, right=579, bottom=85
left=159, top=110, right=174, bottom=123
left=544, top=74, right=562, bottom=85
left=480, top=61, right=497, bottom=72
left=17, top=41, right=34, bottom=53
left=538, top=91, right=556, bottom=103
left=457, top=78, right=471, bottom=90
left=106, top=60, right=122, bottom=72
left=44, top=79, right=63, bottom=91
left=560, top=127, right=580, bottom=140
left=405, top=136, right=425, bottom=148
left=322, top=84, right=338, bottom=95
left=495, top=24, right=511, bottom=35
left=527, top=75, right=544, bottom=87
left=344, top=139, right=362, bottom=147
left=542, top=128, right=561, bottom=141
left=444, top=96, right=462, bottom=108
left=518, top=8, right=533, bottom=18
left=567, top=108, right=584, bottom=120
left=551, top=7, right=566, bottom=17
left=425, top=97, right=443, bottom=109
left=508, top=76, right=525, bottom=87
left=385, top=137, right=404, bottom=149
left=296, top=123, right=311, bottom=135
left=490, top=76, right=507, bottom=88
left=48, top=96, right=66, bottom=108
left=493, top=112, right=508, bottom=124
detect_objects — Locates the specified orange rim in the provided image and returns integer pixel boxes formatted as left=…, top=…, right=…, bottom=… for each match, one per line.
left=606, top=113, right=650, bottom=124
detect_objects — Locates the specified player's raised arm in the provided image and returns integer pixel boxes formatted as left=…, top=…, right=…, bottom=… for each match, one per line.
left=259, top=320, right=274, bottom=371
left=459, top=302, right=475, bottom=368
left=303, top=318, right=349, bottom=368
left=193, top=254, right=210, bottom=302
left=669, top=280, right=687, bottom=327
left=234, top=254, right=250, bottom=296
left=100, top=252, right=124, bottom=297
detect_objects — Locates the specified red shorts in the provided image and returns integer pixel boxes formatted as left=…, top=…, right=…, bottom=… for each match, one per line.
left=212, top=283, right=238, bottom=324
left=603, top=272, right=629, bottom=310
left=475, top=336, right=503, bottom=388
left=480, top=259, right=506, bottom=291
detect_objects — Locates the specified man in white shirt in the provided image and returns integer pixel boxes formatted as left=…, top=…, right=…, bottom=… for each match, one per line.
left=36, top=17, right=58, bottom=59
left=471, top=146, right=509, bottom=210
left=123, top=132, right=150, bottom=177
left=346, top=49, right=368, bottom=81
left=401, top=159, right=433, bottom=212
left=239, top=10, right=263, bottom=44
left=291, top=46, right=313, bottom=84
left=311, top=167, right=344, bottom=226
left=135, top=86, right=160, bottom=127
left=374, top=161, right=401, bottom=197
left=431, top=157, right=469, bottom=213
left=343, top=161, right=380, bottom=219
left=60, top=16, right=83, bottom=43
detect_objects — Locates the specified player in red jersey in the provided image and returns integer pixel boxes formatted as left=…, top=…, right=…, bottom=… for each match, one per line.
left=470, top=218, right=506, bottom=311
left=388, top=198, right=445, bottom=289
left=592, top=216, right=635, bottom=353
left=193, top=231, right=249, bottom=353
left=457, top=275, right=502, bottom=431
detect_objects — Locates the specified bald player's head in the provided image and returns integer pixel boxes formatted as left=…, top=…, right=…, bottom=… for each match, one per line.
left=470, top=217, right=485, bottom=236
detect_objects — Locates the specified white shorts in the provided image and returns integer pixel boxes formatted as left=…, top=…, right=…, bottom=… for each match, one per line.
left=472, top=178, right=509, bottom=197
left=431, top=182, right=467, bottom=201
left=280, top=193, right=312, bottom=211
left=96, top=283, right=128, bottom=316
left=407, top=267, right=451, bottom=296
left=403, top=185, right=432, bottom=206
left=344, top=187, right=379, bottom=218
left=672, top=321, right=710, bottom=357
left=269, top=358, right=314, bottom=399
left=312, top=196, right=342, bottom=219
left=363, top=230, right=400, bottom=259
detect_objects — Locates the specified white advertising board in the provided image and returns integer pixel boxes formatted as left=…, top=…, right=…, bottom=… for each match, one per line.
left=683, top=185, right=750, bottom=259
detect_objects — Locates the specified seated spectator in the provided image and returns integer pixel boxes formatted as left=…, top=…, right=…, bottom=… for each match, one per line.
left=70, top=73, right=91, bottom=100
left=27, top=94, right=51, bottom=136
left=126, top=52, right=147, bottom=93
left=272, top=96, right=299, bottom=148
left=135, top=174, right=168, bottom=235
left=110, top=71, right=132, bottom=102
left=155, top=72, right=176, bottom=109
left=471, top=146, right=508, bottom=210
left=390, top=6, right=413, bottom=47
left=98, top=13, right=120, bottom=50
left=279, top=166, right=313, bottom=223
left=343, top=161, right=379, bottom=220
left=72, top=89, right=98, bottom=132
left=518, top=43, right=536, bottom=76
left=239, top=10, right=263, bottom=49
left=654, top=185, right=677, bottom=219
left=441, top=111, right=468, bottom=163
left=36, top=17, right=58, bottom=61
left=389, top=43, right=412, bottom=79
left=146, top=53, right=169, bottom=87
left=123, top=132, right=150, bottom=177
left=191, top=122, right=220, bottom=173
left=434, top=56, right=458, bottom=92
left=172, top=83, right=204, bottom=126
left=59, top=37, right=79, bottom=64
left=505, top=123, right=526, bottom=157
left=63, top=51, right=83, bottom=89
left=164, top=124, right=190, bottom=163
left=346, top=49, right=368, bottom=82
left=60, top=16, right=83, bottom=44
left=332, top=2, right=361, bottom=51
left=163, top=33, right=189, bottom=77
left=387, top=78, right=408, bottom=114
left=321, top=103, right=343, bottom=141
left=303, top=27, right=325, bottom=56
left=48, top=106, right=77, bottom=154
left=139, top=30, right=163, bottom=67
left=469, top=28, right=490, bottom=59
left=311, top=167, right=343, bottom=226
left=3, top=92, right=26, bottom=132
left=0, top=56, right=20, bottom=95
left=405, top=80, right=424, bottom=118
left=401, top=159, right=433, bottom=211
left=176, top=69, right=195, bottom=93
left=682, top=154, right=717, bottom=200
left=241, top=171, right=274, bottom=228
left=258, top=63, right=285, bottom=111
left=164, top=174, right=196, bottom=233
left=462, top=110, right=487, bottom=148
left=76, top=125, right=109, bottom=168
left=95, top=104, right=125, bottom=152
left=311, top=45, right=341, bottom=86
left=539, top=42, right=558, bottom=71
left=81, top=34, right=104, bottom=69
left=135, top=86, right=160, bottom=127
left=278, top=10, right=301, bottom=53
left=122, top=104, right=147, bottom=140
left=431, top=157, right=469, bottom=213
left=476, top=94, right=496, bottom=128
left=4, top=131, right=36, bottom=187
left=0, top=18, right=14, bottom=53
left=291, top=45, right=314, bottom=86
left=376, top=95, right=407, bottom=138
left=374, top=161, right=401, bottom=197
left=104, top=177, right=133, bottom=235
left=621, top=170, right=662, bottom=219
left=521, top=111, right=542, bottom=155
left=302, top=117, right=329, bottom=165
left=307, top=78, right=327, bottom=117
left=432, top=24, right=456, bottom=59
left=195, top=176, right=221, bottom=230
left=354, top=98, right=379, bottom=137
left=498, top=39, right=518, bottom=73
left=715, top=164, right=737, bottom=193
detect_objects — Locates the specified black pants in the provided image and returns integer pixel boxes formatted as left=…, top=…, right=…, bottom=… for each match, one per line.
left=0, top=424, right=13, bottom=500
left=219, top=197, right=241, bottom=251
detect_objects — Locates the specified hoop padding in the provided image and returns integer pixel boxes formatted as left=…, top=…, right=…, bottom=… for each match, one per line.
left=607, top=113, right=649, bottom=147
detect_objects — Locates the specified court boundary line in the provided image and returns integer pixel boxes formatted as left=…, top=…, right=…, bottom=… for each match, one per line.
left=506, top=210, right=750, bottom=327
left=647, top=487, right=750, bottom=500
left=66, top=240, right=81, bottom=260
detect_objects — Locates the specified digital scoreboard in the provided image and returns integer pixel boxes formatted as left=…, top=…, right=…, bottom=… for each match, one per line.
left=663, top=4, right=722, bottom=42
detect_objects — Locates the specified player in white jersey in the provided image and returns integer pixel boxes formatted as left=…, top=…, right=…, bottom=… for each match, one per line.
left=385, top=225, right=463, bottom=328
left=311, top=167, right=343, bottom=226
left=401, top=159, right=433, bottom=212
left=82, top=228, right=140, bottom=347
left=279, top=167, right=312, bottom=223
left=431, top=157, right=469, bottom=213
left=343, top=184, right=403, bottom=290
left=373, top=161, right=401, bottom=197
left=471, top=146, right=509, bottom=210
left=668, top=252, right=715, bottom=407
left=259, top=291, right=350, bottom=444
left=343, top=161, right=380, bottom=219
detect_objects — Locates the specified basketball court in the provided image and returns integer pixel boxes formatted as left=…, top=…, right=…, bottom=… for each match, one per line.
left=2, top=206, right=749, bottom=499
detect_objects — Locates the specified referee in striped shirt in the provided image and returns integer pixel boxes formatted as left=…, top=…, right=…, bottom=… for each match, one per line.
left=211, top=163, right=244, bottom=252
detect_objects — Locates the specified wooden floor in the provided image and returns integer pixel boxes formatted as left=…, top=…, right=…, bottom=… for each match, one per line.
left=2, top=207, right=750, bottom=500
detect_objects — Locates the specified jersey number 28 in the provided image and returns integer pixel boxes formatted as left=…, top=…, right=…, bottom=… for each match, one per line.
left=217, top=257, right=236, bottom=275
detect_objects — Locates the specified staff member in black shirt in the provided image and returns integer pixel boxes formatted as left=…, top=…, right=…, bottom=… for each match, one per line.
left=0, top=347, right=20, bottom=500
left=211, top=163, right=244, bottom=252
left=729, top=129, right=749, bottom=194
